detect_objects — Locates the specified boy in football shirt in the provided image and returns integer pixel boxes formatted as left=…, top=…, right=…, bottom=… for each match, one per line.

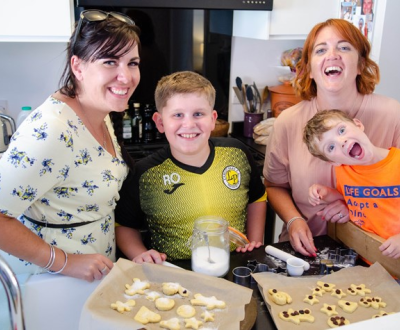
left=116, top=71, right=267, bottom=263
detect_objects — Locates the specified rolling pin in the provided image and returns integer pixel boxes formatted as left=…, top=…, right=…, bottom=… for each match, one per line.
left=265, top=245, right=310, bottom=271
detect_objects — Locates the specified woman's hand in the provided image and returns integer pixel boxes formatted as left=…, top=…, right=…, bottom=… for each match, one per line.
left=288, top=219, right=317, bottom=257
left=132, top=249, right=167, bottom=264
left=235, top=241, right=263, bottom=253
left=63, top=253, right=114, bottom=282
left=379, top=234, right=400, bottom=259
left=317, top=200, right=349, bottom=223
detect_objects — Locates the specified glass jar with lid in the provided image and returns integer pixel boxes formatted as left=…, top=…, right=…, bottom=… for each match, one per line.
left=190, top=216, right=230, bottom=277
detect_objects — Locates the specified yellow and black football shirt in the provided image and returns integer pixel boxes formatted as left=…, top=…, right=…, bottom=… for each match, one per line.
left=116, top=137, right=265, bottom=260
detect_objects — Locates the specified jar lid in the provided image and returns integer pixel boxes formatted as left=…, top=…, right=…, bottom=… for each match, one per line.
left=268, top=81, right=296, bottom=95
left=228, top=226, right=249, bottom=247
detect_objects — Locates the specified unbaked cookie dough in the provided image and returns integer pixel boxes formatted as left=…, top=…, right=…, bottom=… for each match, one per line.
left=176, top=305, right=196, bottom=318
left=268, top=288, right=293, bottom=305
left=155, top=297, right=175, bottom=311
left=327, top=315, right=350, bottom=328
left=278, top=308, right=315, bottom=325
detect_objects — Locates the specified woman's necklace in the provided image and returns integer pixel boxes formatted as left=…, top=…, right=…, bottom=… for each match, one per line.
left=77, top=98, right=107, bottom=149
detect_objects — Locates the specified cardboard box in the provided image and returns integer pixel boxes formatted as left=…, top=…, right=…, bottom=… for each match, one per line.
left=328, top=221, right=400, bottom=278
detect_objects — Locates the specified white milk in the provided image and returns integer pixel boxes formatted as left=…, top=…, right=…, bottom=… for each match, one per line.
left=191, top=246, right=230, bottom=277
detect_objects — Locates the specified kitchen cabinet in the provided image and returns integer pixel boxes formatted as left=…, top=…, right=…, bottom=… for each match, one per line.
left=0, top=0, right=74, bottom=42
left=269, top=0, right=340, bottom=39
left=233, top=0, right=340, bottom=40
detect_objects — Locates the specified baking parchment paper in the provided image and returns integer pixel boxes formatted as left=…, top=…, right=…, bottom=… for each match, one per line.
left=252, top=262, right=400, bottom=330
left=79, top=258, right=253, bottom=330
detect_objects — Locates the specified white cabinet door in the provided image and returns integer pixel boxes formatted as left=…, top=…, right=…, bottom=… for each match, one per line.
left=0, top=0, right=74, bottom=42
left=233, top=0, right=340, bottom=40
left=269, top=0, right=340, bottom=39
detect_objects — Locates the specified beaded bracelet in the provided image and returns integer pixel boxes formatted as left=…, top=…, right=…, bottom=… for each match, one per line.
left=286, top=216, right=306, bottom=232
left=48, top=248, right=68, bottom=275
left=43, top=244, right=55, bottom=270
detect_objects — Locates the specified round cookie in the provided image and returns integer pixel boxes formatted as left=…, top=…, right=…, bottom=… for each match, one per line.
left=155, top=297, right=175, bottom=311
left=327, top=315, right=350, bottom=328
left=177, top=304, right=196, bottom=318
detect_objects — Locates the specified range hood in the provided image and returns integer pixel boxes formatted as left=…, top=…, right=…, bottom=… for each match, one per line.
left=76, top=0, right=273, bottom=11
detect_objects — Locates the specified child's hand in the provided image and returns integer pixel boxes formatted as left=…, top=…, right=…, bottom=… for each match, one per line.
left=379, top=234, right=400, bottom=259
left=235, top=241, right=262, bottom=253
left=133, top=249, right=167, bottom=264
left=308, top=184, right=325, bottom=206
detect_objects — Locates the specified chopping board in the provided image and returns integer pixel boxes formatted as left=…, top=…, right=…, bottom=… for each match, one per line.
left=241, top=297, right=257, bottom=330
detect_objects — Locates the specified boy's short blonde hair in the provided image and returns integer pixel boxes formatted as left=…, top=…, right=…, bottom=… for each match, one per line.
left=303, top=109, right=355, bottom=162
left=154, top=71, right=216, bottom=111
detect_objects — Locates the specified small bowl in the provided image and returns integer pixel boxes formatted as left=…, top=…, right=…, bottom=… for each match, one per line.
left=286, top=257, right=305, bottom=276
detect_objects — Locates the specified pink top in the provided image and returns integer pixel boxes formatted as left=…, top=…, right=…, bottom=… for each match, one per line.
left=264, top=94, right=400, bottom=242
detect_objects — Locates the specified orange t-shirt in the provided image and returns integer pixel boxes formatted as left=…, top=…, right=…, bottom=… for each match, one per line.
left=335, top=147, right=400, bottom=239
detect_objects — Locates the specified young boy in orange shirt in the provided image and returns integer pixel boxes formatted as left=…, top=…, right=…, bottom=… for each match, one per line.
left=303, top=109, right=400, bottom=259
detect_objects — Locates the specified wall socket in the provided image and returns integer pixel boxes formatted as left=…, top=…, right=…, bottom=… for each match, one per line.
left=0, top=100, right=8, bottom=113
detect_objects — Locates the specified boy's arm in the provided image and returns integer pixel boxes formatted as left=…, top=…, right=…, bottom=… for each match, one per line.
left=309, top=183, right=344, bottom=205
left=116, top=226, right=166, bottom=264
left=246, top=200, right=266, bottom=243
left=235, top=200, right=265, bottom=253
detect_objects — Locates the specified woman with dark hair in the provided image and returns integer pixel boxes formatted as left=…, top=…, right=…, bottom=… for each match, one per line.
left=0, top=10, right=140, bottom=281
left=264, top=19, right=400, bottom=257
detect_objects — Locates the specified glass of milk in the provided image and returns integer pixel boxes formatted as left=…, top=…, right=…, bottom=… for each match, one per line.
left=190, top=216, right=230, bottom=277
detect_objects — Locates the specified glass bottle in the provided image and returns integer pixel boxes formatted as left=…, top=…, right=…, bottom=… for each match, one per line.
left=122, top=107, right=132, bottom=144
left=142, top=104, right=155, bottom=143
left=132, top=103, right=142, bottom=143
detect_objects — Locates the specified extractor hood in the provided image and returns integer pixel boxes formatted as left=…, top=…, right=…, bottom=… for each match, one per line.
left=75, top=0, right=273, bottom=11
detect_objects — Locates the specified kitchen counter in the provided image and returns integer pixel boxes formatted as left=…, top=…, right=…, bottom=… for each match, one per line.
left=2, top=235, right=399, bottom=330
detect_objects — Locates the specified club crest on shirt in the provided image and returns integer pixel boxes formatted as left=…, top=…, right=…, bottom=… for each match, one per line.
left=222, top=166, right=241, bottom=190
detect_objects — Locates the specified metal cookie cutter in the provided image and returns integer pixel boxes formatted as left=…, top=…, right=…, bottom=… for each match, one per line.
left=246, top=259, right=277, bottom=284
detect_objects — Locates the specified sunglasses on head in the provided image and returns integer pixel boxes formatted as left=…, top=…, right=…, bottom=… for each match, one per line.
left=70, top=9, right=135, bottom=55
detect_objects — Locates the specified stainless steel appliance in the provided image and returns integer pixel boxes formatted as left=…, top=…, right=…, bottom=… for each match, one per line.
left=0, top=114, right=16, bottom=153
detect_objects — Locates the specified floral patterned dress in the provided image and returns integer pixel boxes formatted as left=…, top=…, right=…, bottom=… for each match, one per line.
left=0, top=96, right=128, bottom=274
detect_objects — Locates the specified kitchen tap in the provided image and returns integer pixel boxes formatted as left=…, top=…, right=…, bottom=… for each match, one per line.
left=0, top=254, right=26, bottom=330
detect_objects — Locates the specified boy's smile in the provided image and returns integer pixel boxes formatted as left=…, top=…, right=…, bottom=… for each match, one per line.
left=318, top=118, right=380, bottom=166
left=153, top=93, right=217, bottom=166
